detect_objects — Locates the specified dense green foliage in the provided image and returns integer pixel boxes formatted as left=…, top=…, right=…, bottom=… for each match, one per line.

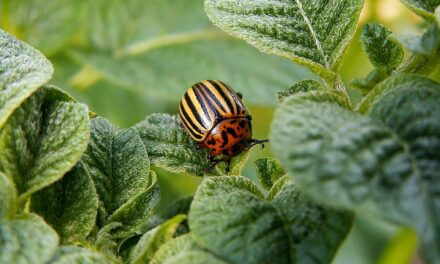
left=1, top=0, right=440, bottom=263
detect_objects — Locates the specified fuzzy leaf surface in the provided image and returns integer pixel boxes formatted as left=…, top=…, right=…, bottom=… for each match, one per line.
left=81, top=117, right=158, bottom=239
left=150, top=234, right=227, bottom=264
left=271, top=179, right=353, bottom=264
left=271, top=97, right=426, bottom=241
left=368, top=74, right=440, bottom=262
left=0, top=28, right=53, bottom=128
left=0, top=172, right=16, bottom=219
left=189, top=176, right=290, bottom=264
left=133, top=113, right=247, bottom=176
left=0, top=214, right=59, bottom=264
left=357, top=74, right=437, bottom=113
left=204, top=0, right=364, bottom=79
left=189, top=176, right=352, bottom=264
left=130, top=215, right=186, bottom=264
left=0, top=86, right=90, bottom=205
left=361, top=23, right=403, bottom=71
left=276, top=80, right=324, bottom=102
left=31, top=162, right=99, bottom=244
left=255, top=158, right=286, bottom=190
left=107, top=171, right=160, bottom=239
left=48, top=246, right=119, bottom=264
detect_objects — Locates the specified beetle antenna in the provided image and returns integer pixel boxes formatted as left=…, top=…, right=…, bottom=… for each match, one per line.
left=249, top=139, right=270, bottom=149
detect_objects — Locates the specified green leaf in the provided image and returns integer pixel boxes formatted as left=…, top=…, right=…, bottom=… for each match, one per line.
left=159, top=196, right=193, bottom=236
left=361, top=23, right=404, bottom=71
left=267, top=176, right=290, bottom=200
left=255, top=158, right=285, bottom=190
left=150, top=234, right=228, bottom=264
left=69, top=39, right=312, bottom=106
left=160, top=197, right=193, bottom=221
left=350, top=68, right=388, bottom=94
left=279, top=87, right=352, bottom=110
left=81, top=117, right=159, bottom=239
left=48, top=246, right=120, bottom=264
left=0, top=28, right=53, bottom=128
left=270, top=97, right=426, bottom=240
left=189, top=176, right=290, bottom=264
left=68, top=0, right=314, bottom=106
left=401, top=0, right=440, bottom=20
left=31, top=162, right=99, bottom=244
left=0, top=172, right=16, bottom=219
left=204, top=0, right=364, bottom=80
left=1, top=0, right=81, bottom=56
left=0, top=214, right=59, bottom=264
left=0, top=86, right=90, bottom=206
left=189, top=176, right=352, bottom=264
left=276, top=80, right=324, bottom=102
left=390, top=23, right=440, bottom=56
left=356, top=74, right=437, bottom=114
left=367, top=75, right=440, bottom=263
left=271, top=179, right=353, bottom=264
left=133, top=113, right=248, bottom=176
left=82, top=0, right=212, bottom=50
left=106, top=171, right=160, bottom=239
left=129, top=215, right=186, bottom=264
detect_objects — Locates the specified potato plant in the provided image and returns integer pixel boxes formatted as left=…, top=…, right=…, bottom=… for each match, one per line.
left=0, top=0, right=440, bottom=263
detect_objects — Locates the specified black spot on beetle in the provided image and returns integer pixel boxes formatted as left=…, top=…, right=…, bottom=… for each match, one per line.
left=230, top=120, right=237, bottom=124
left=221, top=131, right=229, bottom=147
left=226, top=127, right=238, bottom=138
left=207, top=139, right=216, bottom=145
left=239, top=120, right=246, bottom=128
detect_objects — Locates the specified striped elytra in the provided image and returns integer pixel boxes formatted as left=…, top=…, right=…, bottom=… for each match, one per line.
left=179, top=80, right=269, bottom=173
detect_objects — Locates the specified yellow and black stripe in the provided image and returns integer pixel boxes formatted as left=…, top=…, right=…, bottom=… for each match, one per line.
left=179, top=80, right=247, bottom=141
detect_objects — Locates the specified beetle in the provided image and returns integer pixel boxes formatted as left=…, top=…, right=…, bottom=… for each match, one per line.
left=179, top=80, right=269, bottom=173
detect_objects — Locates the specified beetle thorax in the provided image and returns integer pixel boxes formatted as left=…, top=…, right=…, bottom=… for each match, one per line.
left=202, top=117, right=252, bottom=157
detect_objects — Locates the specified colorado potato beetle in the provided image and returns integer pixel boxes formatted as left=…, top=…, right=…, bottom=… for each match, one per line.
left=179, top=80, right=269, bottom=173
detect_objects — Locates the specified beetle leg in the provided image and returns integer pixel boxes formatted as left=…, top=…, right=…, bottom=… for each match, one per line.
left=204, top=156, right=231, bottom=175
left=225, top=157, right=231, bottom=174
left=204, top=158, right=221, bottom=174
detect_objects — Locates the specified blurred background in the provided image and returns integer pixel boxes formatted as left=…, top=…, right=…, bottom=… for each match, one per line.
left=0, top=0, right=430, bottom=263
